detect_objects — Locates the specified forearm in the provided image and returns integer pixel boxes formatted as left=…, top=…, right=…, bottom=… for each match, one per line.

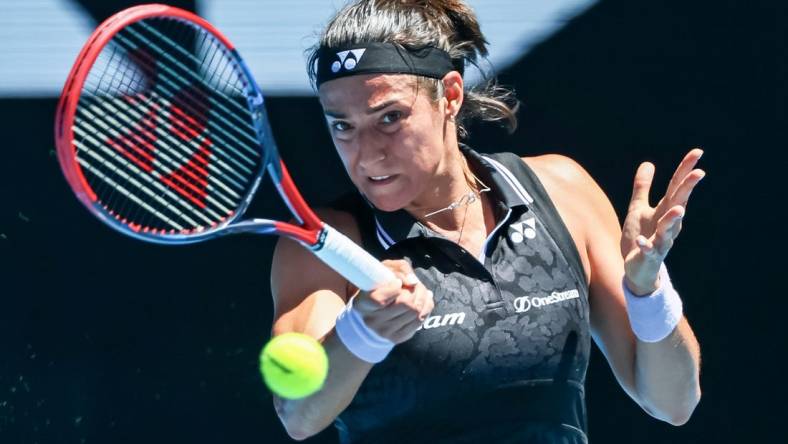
left=274, top=328, right=373, bottom=440
left=633, top=316, right=701, bottom=425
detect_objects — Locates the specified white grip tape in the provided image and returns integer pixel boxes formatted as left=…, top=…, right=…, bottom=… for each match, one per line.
left=311, top=223, right=395, bottom=291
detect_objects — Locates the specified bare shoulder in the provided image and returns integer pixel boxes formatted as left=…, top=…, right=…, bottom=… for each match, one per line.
left=269, top=207, right=362, bottom=338
left=521, top=154, right=607, bottom=211
left=522, top=154, right=592, bottom=187
left=524, top=154, right=618, bottom=220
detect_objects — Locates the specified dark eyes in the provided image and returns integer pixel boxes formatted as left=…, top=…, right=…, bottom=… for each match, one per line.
left=331, top=121, right=351, bottom=132
left=330, top=111, right=403, bottom=133
left=381, top=111, right=402, bottom=124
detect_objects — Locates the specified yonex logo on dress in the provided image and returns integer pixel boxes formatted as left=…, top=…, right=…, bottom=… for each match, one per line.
left=331, top=49, right=367, bottom=73
left=513, top=289, right=580, bottom=313
left=509, top=217, right=536, bottom=243
left=416, top=311, right=466, bottom=331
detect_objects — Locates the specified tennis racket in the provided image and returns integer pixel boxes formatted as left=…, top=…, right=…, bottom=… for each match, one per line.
left=54, top=3, right=394, bottom=291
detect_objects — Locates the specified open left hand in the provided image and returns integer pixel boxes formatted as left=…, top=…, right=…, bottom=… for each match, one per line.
left=621, top=148, right=706, bottom=295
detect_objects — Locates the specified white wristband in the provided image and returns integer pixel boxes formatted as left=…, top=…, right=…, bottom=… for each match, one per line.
left=335, top=295, right=395, bottom=363
left=623, top=262, right=683, bottom=343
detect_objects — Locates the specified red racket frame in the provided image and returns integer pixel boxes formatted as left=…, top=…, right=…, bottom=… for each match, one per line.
left=54, top=4, right=323, bottom=246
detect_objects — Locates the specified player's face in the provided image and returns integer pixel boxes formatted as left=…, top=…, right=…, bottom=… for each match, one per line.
left=319, top=74, right=450, bottom=211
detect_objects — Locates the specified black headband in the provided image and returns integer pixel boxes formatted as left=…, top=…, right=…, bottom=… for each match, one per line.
left=315, top=42, right=463, bottom=87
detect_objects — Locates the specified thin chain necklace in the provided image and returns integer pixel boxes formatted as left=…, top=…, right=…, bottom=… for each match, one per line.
left=423, top=172, right=490, bottom=218
left=422, top=171, right=491, bottom=243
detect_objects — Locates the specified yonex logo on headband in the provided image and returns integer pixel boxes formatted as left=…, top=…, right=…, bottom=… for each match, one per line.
left=316, top=42, right=459, bottom=87
left=331, top=49, right=367, bottom=73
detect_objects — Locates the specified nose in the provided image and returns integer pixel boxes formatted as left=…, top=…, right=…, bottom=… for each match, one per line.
left=358, top=152, right=386, bottom=170
left=356, top=129, right=387, bottom=171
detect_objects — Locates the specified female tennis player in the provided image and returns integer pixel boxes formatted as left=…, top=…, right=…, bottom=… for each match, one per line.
left=270, top=1, right=703, bottom=442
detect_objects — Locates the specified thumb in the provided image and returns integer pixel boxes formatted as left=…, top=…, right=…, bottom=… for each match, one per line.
left=630, top=162, right=655, bottom=211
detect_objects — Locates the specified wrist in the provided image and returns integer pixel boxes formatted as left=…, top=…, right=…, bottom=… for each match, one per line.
left=623, top=263, right=683, bottom=343
left=335, top=295, right=394, bottom=363
left=624, top=274, right=661, bottom=297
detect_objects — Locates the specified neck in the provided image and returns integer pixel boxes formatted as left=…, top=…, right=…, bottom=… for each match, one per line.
left=405, top=143, right=482, bottom=232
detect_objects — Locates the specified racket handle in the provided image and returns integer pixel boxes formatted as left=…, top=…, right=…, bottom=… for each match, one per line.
left=311, top=224, right=396, bottom=291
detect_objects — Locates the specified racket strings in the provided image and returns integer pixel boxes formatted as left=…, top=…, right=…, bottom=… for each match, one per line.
left=74, top=107, right=231, bottom=223
left=111, top=20, right=257, bottom=169
left=73, top=17, right=264, bottom=234
left=76, top=24, right=187, bottom=227
left=84, top=66, right=255, bottom=184
left=126, top=23, right=256, bottom=132
left=79, top=90, right=247, bottom=199
left=83, top=44, right=197, bottom=228
left=112, top=30, right=261, bottom=159
left=80, top=76, right=252, bottom=187
left=127, top=20, right=260, bottom=156
left=86, top=24, right=256, bottom=215
left=80, top=42, right=166, bottom=227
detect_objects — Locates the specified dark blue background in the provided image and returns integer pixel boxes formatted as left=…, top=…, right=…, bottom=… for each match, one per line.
left=1, top=0, right=783, bottom=442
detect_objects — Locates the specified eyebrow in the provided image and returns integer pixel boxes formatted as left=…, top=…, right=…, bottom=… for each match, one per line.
left=324, top=98, right=402, bottom=118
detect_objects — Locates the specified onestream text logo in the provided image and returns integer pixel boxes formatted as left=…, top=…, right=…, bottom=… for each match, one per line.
left=514, top=289, right=579, bottom=313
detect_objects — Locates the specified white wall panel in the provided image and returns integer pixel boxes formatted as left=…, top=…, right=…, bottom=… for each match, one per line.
left=0, top=0, right=94, bottom=97
left=0, top=0, right=597, bottom=97
left=200, top=0, right=598, bottom=95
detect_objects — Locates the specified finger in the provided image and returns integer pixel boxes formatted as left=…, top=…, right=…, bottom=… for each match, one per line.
left=374, top=301, right=422, bottom=336
left=410, top=287, right=426, bottom=316
left=652, top=210, right=683, bottom=256
left=355, top=279, right=403, bottom=312
left=629, top=162, right=655, bottom=211
left=359, top=259, right=408, bottom=307
left=636, top=235, right=661, bottom=259
left=381, top=259, right=422, bottom=289
left=400, top=272, right=421, bottom=288
left=654, top=207, right=681, bottom=234
left=374, top=285, right=430, bottom=329
left=392, top=288, right=436, bottom=342
left=636, top=236, right=678, bottom=266
left=669, top=169, right=706, bottom=210
left=635, top=207, right=681, bottom=255
left=379, top=259, right=412, bottom=281
left=382, top=259, right=416, bottom=279
left=369, top=285, right=420, bottom=322
left=363, top=286, right=420, bottom=336
left=665, top=148, right=704, bottom=201
left=404, top=284, right=433, bottom=321
left=418, top=289, right=435, bottom=321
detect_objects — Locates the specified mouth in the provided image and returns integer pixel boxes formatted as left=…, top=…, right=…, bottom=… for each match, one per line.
left=367, top=174, right=397, bottom=185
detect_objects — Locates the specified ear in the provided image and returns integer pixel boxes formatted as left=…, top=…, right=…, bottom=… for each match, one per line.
left=442, top=71, right=464, bottom=118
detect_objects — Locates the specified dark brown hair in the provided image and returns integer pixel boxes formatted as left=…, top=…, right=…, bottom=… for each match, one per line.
left=307, top=0, right=519, bottom=139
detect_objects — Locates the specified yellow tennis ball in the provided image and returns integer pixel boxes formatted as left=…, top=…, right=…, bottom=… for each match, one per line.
left=259, top=332, right=328, bottom=399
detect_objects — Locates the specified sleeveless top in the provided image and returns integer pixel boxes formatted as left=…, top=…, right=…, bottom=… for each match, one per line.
left=329, top=146, right=592, bottom=444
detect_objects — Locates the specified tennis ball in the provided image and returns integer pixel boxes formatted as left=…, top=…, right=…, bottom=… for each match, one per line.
left=259, top=332, right=329, bottom=399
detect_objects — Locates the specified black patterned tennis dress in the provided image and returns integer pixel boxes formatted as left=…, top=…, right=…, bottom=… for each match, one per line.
left=330, top=145, right=591, bottom=444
